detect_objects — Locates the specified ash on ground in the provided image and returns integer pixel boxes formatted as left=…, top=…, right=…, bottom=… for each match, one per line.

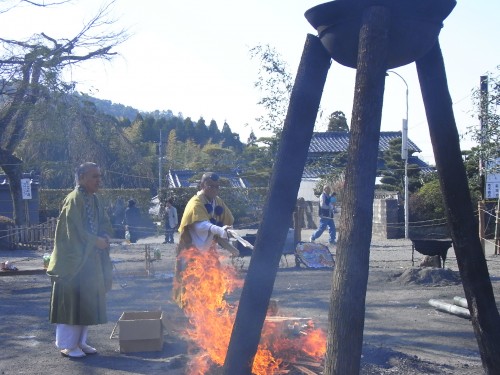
left=361, top=344, right=456, bottom=374
left=391, top=267, right=461, bottom=286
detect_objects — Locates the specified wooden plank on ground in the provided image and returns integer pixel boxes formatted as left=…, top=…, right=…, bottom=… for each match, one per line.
left=293, top=364, right=319, bottom=375
left=0, top=269, right=47, bottom=277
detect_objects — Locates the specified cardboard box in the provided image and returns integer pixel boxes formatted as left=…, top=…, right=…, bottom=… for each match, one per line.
left=118, top=311, right=165, bottom=353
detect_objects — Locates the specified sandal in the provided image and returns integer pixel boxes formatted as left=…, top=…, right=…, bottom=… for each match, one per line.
left=60, top=348, right=86, bottom=358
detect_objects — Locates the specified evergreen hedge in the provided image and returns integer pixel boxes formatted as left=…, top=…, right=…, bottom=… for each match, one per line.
left=40, top=187, right=269, bottom=230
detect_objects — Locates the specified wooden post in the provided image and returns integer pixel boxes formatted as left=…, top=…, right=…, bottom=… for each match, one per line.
left=325, top=6, right=390, bottom=375
left=416, top=40, right=500, bottom=373
left=145, top=245, right=151, bottom=276
left=294, top=198, right=305, bottom=244
left=495, top=197, right=500, bottom=255
left=223, top=34, right=331, bottom=375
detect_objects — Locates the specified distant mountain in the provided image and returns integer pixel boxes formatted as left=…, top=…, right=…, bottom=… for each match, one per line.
left=77, top=93, right=140, bottom=121
left=76, top=93, right=179, bottom=122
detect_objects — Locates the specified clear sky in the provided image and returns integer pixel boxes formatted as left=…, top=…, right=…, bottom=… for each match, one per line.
left=2, top=0, right=499, bottom=165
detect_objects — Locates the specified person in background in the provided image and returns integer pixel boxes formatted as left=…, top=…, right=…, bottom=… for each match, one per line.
left=47, top=162, right=113, bottom=358
left=123, top=199, right=141, bottom=243
left=173, top=172, right=234, bottom=307
left=163, top=197, right=178, bottom=244
left=310, top=185, right=337, bottom=245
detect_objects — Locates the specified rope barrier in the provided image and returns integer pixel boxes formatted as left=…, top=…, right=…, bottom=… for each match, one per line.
left=0, top=198, right=496, bottom=250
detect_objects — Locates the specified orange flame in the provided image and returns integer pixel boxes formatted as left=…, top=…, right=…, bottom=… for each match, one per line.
left=177, top=246, right=326, bottom=374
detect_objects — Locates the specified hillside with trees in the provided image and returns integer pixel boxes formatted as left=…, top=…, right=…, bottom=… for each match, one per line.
left=15, top=92, right=252, bottom=190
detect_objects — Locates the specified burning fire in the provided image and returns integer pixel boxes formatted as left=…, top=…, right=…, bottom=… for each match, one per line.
left=177, top=247, right=327, bottom=374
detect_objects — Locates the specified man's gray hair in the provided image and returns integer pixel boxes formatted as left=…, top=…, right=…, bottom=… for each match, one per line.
left=75, top=162, right=98, bottom=186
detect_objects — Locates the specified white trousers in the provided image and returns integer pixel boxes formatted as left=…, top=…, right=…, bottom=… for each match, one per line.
left=55, top=324, right=88, bottom=349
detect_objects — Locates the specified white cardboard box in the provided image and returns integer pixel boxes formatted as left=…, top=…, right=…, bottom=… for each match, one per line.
left=118, top=311, right=165, bottom=353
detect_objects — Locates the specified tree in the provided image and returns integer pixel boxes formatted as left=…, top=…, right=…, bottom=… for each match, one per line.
left=246, top=129, right=257, bottom=146
left=248, top=44, right=306, bottom=184
left=377, top=138, right=421, bottom=193
left=237, top=143, right=274, bottom=187
left=183, top=117, right=195, bottom=142
left=165, top=130, right=179, bottom=171
left=0, top=0, right=72, bottom=14
left=15, top=94, right=151, bottom=189
left=207, top=119, right=221, bottom=143
left=165, top=132, right=204, bottom=172
left=249, top=44, right=293, bottom=138
left=308, top=151, right=348, bottom=195
left=410, top=175, right=443, bottom=218
left=220, top=121, right=243, bottom=151
left=194, top=116, right=209, bottom=145
left=123, top=114, right=146, bottom=144
left=327, top=110, right=349, bottom=132
left=200, top=143, right=235, bottom=171
left=0, top=0, right=128, bottom=224
left=461, top=148, right=483, bottom=202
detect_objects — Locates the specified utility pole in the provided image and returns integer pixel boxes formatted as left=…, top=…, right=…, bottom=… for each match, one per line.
left=479, top=76, right=488, bottom=252
left=387, top=70, right=409, bottom=239
left=158, top=129, right=162, bottom=193
left=479, top=75, right=488, bottom=200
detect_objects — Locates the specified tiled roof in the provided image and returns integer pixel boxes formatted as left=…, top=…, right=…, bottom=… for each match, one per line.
left=304, top=131, right=434, bottom=178
left=309, top=131, right=421, bottom=153
left=407, top=156, right=435, bottom=173
left=303, top=155, right=434, bottom=178
left=0, top=173, right=39, bottom=185
left=302, top=166, right=332, bottom=179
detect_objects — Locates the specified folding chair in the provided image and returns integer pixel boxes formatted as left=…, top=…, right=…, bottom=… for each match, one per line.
left=295, top=242, right=335, bottom=269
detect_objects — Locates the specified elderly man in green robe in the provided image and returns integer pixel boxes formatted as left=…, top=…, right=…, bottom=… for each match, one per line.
left=47, top=162, right=113, bottom=358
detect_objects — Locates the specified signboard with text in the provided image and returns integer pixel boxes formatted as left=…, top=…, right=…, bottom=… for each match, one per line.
left=21, top=178, right=32, bottom=200
left=485, top=158, right=500, bottom=199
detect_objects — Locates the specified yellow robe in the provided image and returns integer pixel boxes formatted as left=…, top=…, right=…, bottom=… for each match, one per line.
left=178, top=193, right=234, bottom=248
left=174, top=192, right=234, bottom=307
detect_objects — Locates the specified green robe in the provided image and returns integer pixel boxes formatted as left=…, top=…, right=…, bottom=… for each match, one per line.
left=47, top=188, right=113, bottom=325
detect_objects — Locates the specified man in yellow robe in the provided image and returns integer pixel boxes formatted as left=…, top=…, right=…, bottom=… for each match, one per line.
left=173, top=172, right=234, bottom=307
left=47, top=162, right=113, bottom=358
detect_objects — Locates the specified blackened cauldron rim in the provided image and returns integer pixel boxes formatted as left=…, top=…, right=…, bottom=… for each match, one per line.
left=305, top=0, right=457, bottom=30
left=304, top=0, right=457, bottom=69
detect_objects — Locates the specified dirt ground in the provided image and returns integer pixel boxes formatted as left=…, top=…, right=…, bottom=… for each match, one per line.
left=1, top=228, right=499, bottom=375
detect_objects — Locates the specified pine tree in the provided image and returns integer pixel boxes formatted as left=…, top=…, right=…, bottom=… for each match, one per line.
left=327, top=111, right=349, bottom=132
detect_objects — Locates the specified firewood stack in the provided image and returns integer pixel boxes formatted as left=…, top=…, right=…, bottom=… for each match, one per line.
left=264, top=315, right=325, bottom=374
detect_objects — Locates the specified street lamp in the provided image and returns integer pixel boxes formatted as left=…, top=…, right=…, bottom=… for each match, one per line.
left=387, top=70, right=409, bottom=239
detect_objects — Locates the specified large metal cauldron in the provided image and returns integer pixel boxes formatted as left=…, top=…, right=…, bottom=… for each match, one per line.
left=305, top=0, right=456, bottom=69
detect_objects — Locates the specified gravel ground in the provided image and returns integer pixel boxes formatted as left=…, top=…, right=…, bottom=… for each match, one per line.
left=0, top=229, right=499, bottom=374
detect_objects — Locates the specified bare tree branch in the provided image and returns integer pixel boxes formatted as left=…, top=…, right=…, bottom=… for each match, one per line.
left=0, top=0, right=73, bottom=14
left=0, top=0, right=128, bottom=94
left=0, top=0, right=129, bottom=224
left=22, top=0, right=72, bottom=6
